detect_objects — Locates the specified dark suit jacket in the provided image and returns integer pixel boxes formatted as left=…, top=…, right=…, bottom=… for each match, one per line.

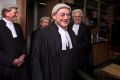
left=0, top=19, right=26, bottom=79
left=31, top=22, right=78, bottom=80
left=69, top=22, right=93, bottom=75
left=0, top=19, right=26, bottom=66
left=69, top=22, right=91, bottom=52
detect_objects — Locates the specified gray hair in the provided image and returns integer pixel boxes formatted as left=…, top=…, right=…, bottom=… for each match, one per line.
left=72, top=9, right=83, bottom=17
left=1, top=4, right=18, bottom=17
left=52, top=3, right=71, bottom=14
left=40, top=16, right=50, bottom=22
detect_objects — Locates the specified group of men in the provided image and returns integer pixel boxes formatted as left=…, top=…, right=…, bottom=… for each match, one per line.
left=30, top=3, right=93, bottom=80
left=0, top=3, right=93, bottom=80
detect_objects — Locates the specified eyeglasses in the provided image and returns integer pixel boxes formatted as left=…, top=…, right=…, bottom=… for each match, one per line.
left=56, top=13, right=70, bottom=17
left=73, top=16, right=82, bottom=18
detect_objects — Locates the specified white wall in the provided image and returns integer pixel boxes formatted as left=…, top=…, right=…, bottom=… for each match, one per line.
left=0, top=0, right=17, bottom=19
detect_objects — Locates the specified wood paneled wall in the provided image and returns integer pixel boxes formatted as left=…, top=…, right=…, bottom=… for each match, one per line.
left=17, top=0, right=26, bottom=38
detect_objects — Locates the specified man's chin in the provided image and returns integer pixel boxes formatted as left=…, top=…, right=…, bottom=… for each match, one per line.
left=62, top=26, right=68, bottom=29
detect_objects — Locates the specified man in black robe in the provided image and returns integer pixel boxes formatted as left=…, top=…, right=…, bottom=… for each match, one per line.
left=29, top=16, right=50, bottom=55
left=0, top=4, right=28, bottom=80
left=31, top=3, right=79, bottom=80
left=29, top=17, right=50, bottom=79
left=69, top=9, right=93, bottom=76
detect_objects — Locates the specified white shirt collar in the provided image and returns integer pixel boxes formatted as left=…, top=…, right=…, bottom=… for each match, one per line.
left=3, top=18, right=18, bottom=38
left=72, top=23, right=79, bottom=36
left=3, top=18, right=12, bottom=24
left=55, top=23, right=73, bottom=50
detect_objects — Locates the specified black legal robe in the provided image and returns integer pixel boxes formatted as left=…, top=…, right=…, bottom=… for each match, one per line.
left=31, top=22, right=78, bottom=80
left=0, top=19, right=27, bottom=80
left=69, top=22, right=93, bottom=76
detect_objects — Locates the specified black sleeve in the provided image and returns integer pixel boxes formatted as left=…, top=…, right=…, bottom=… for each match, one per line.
left=31, top=30, right=44, bottom=80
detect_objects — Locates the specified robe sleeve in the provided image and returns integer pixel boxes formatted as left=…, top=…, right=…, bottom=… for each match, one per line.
left=0, top=51, right=14, bottom=66
left=77, top=25, right=91, bottom=51
left=31, top=30, right=44, bottom=80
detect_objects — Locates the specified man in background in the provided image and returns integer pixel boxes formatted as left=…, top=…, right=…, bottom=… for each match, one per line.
left=69, top=9, right=93, bottom=76
left=29, top=16, right=50, bottom=55
left=39, top=16, right=50, bottom=28
left=28, top=16, right=50, bottom=79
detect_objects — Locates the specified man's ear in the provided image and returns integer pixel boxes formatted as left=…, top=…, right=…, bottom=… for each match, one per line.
left=52, top=13, right=56, bottom=20
left=5, top=11, right=9, bottom=17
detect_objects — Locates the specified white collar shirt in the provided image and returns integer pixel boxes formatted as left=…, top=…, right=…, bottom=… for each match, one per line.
left=56, top=23, right=73, bottom=50
left=72, top=24, right=79, bottom=36
left=3, top=18, right=18, bottom=38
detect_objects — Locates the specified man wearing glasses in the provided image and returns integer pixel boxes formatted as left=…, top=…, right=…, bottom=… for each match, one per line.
left=69, top=9, right=93, bottom=77
left=31, top=3, right=79, bottom=80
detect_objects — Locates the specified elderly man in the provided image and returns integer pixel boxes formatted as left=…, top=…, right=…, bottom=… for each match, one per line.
left=28, top=17, right=50, bottom=76
left=39, top=16, right=50, bottom=28
left=0, top=4, right=28, bottom=80
left=31, top=3, right=78, bottom=80
left=29, top=16, right=50, bottom=55
left=69, top=9, right=93, bottom=76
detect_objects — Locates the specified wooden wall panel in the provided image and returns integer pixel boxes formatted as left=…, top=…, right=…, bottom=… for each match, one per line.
left=93, top=42, right=109, bottom=65
left=45, top=0, right=60, bottom=17
left=17, top=0, right=26, bottom=38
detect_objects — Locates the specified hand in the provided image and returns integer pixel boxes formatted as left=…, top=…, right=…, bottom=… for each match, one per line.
left=12, top=54, right=26, bottom=67
left=18, top=54, right=26, bottom=61
left=12, top=58, right=24, bottom=67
